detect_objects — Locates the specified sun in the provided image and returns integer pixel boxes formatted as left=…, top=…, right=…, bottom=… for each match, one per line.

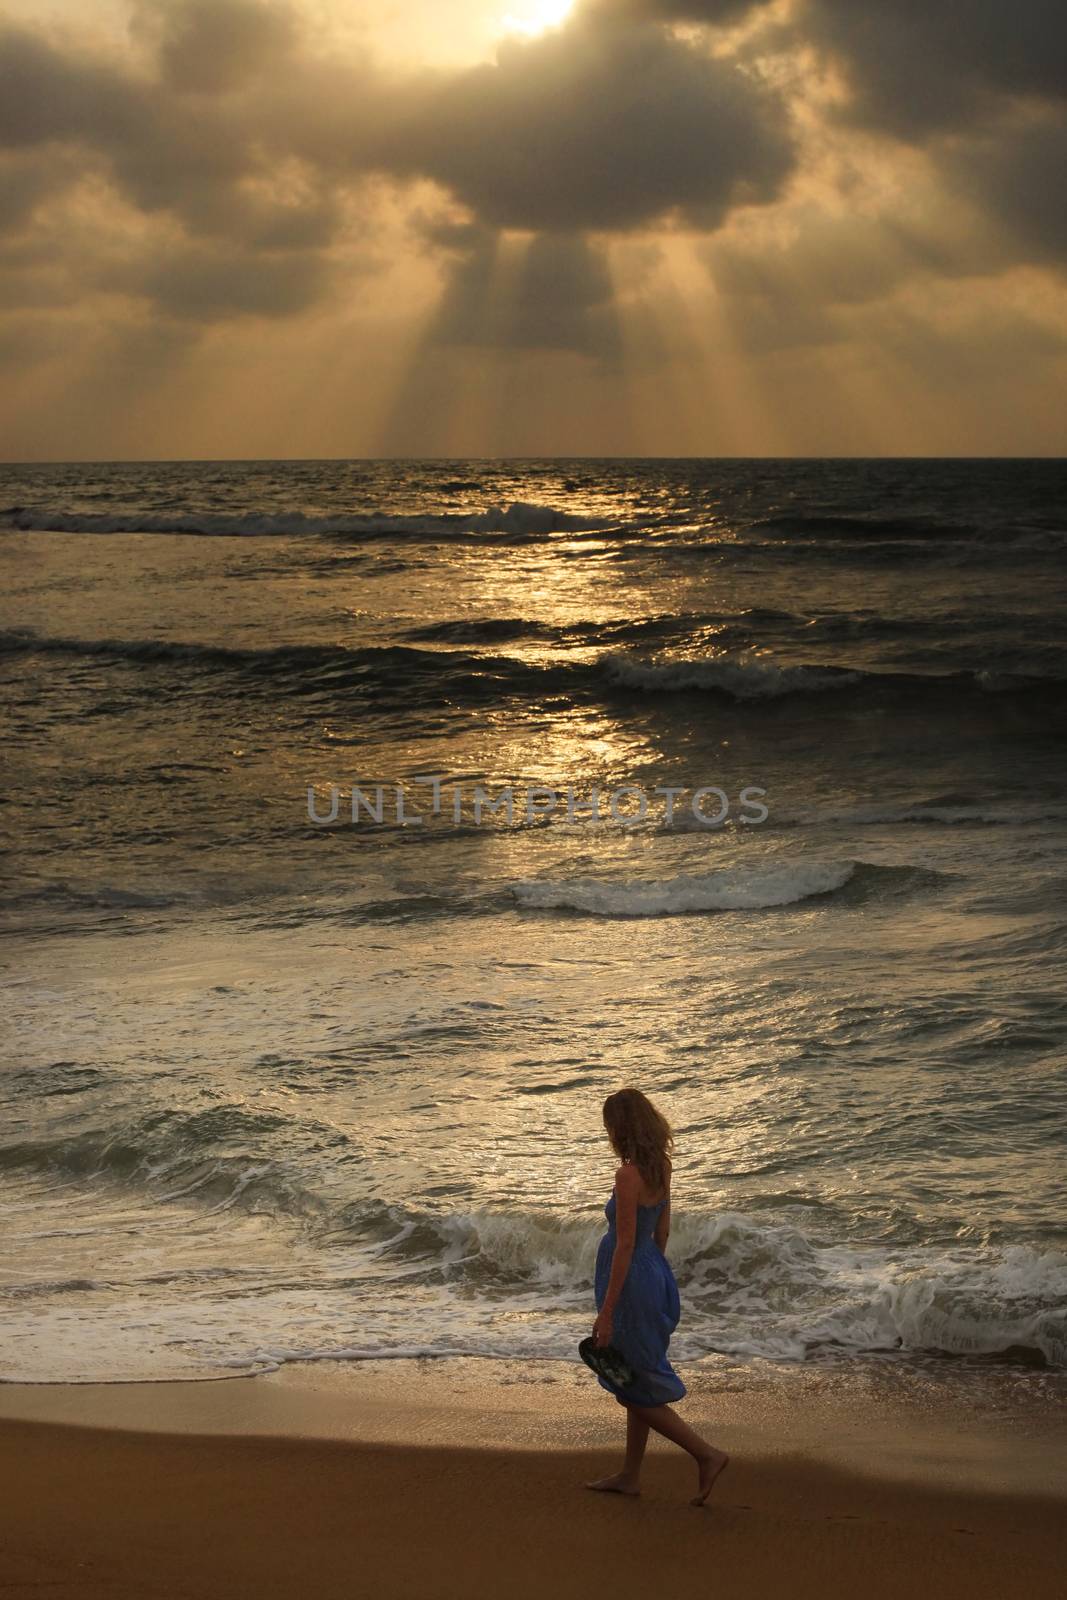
left=500, top=0, right=575, bottom=37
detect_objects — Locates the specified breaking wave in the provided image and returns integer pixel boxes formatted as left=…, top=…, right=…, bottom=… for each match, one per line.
left=2, top=1172, right=1063, bottom=1370
left=4, top=630, right=1062, bottom=717
left=511, top=859, right=860, bottom=916
left=0, top=499, right=614, bottom=540
left=601, top=652, right=863, bottom=699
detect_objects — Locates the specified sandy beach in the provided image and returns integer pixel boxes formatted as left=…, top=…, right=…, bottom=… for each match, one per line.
left=1, top=1358, right=1065, bottom=1600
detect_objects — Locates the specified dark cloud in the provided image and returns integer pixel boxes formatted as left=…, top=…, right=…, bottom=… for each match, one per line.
left=382, top=18, right=795, bottom=231
left=0, top=8, right=352, bottom=329
left=0, top=0, right=801, bottom=353
left=0, top=25, right=141, bottom=151
left=0, top=0, right=1064, bottom=395
left=0, top=5, right=796, bottom=272
left=698, top=141, right=1067, bottom=358
left=0, top=240, right=84, bottom=312
left=100, top=238, right=337, bottom=321
left=706, top=193, right=1008, bottom=318
left=129, top=0, right=299, bottom=95
left=709, top=218, right=904, bottom=317
left=0, top=9, right=342, bottom=246
left=0, top=20, right=254, bottom=224
left=708, top=234, right=1066, bottom=366
left=0, top=147, right=84, bottom=236
left=85, top=5, right=799, bottom=240
left=943, top=115, right=1067, bottom=265
left=801, top=0, right=1067, bottom=139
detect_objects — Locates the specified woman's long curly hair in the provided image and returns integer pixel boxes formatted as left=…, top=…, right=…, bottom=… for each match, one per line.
left=602, top=1087, right=674, bottom=1197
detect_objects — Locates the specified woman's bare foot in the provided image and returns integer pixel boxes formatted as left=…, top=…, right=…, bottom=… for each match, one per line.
left=691, top=1448, right=730, bottom=1506
left=584, top=1472, right=641, bottom=1497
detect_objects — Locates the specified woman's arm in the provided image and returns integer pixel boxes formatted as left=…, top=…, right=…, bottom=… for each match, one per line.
left=593, top=1166, right=638, bottom=1342
left=654, top=1162, right=672, bottom=1252
left=654, top=1192, right=671, bottom=1253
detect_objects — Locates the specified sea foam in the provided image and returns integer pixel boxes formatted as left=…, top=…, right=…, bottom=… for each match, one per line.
left=512, top=859, right=856, bottom=916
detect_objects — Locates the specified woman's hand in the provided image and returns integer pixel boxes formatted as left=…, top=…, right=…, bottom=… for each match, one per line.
left=592, top=1308, right=614, bottom=1348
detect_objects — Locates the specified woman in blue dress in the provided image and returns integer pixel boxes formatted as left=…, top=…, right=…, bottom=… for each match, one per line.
left=586, top=1087, right=730, bottom=1505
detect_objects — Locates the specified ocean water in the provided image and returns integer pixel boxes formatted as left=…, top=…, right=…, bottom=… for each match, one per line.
left=1, top=458, right=1065, bottom=1385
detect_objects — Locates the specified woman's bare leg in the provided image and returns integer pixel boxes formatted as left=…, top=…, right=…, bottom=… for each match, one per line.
left=628, top=1402, right=730, bottom=1505
left=584, top=1408, right=649, bottom=1495
left=625, top=1407, right=651, bottom=1477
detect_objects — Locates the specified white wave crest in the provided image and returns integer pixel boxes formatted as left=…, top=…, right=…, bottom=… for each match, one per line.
left=3, top=1193, right=1064, bottom=1378
left=673, top=1212, right=1067, bottom=1366
left=512, top=859, right=856, bottom=917
left=432, top=1211, right=602, bottom=1286
left=470, top=500, right=607, bottom=534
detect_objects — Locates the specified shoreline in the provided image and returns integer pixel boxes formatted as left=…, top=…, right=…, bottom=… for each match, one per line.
left=2, top=1358, right=1065, bottom=1598
left=3, top=1353, right=1066, bottom=1485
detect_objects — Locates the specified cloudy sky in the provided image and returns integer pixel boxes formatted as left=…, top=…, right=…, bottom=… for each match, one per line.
left=1, top=0, right=1065, bottom=458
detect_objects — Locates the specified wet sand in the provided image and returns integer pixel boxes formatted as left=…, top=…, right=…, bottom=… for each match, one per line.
left=1, top=1359, right=1064, bottom=1599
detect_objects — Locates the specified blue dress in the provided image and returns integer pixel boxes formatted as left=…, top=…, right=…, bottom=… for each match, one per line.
left=593, top=1191, right=686, bottom=1407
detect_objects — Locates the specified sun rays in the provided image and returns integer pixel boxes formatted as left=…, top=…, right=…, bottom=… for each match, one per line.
left=500, top=0, right=576, bottom=39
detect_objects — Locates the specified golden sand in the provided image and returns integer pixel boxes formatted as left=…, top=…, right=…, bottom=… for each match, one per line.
left=1, top=1359, right=1064, bottom=1599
